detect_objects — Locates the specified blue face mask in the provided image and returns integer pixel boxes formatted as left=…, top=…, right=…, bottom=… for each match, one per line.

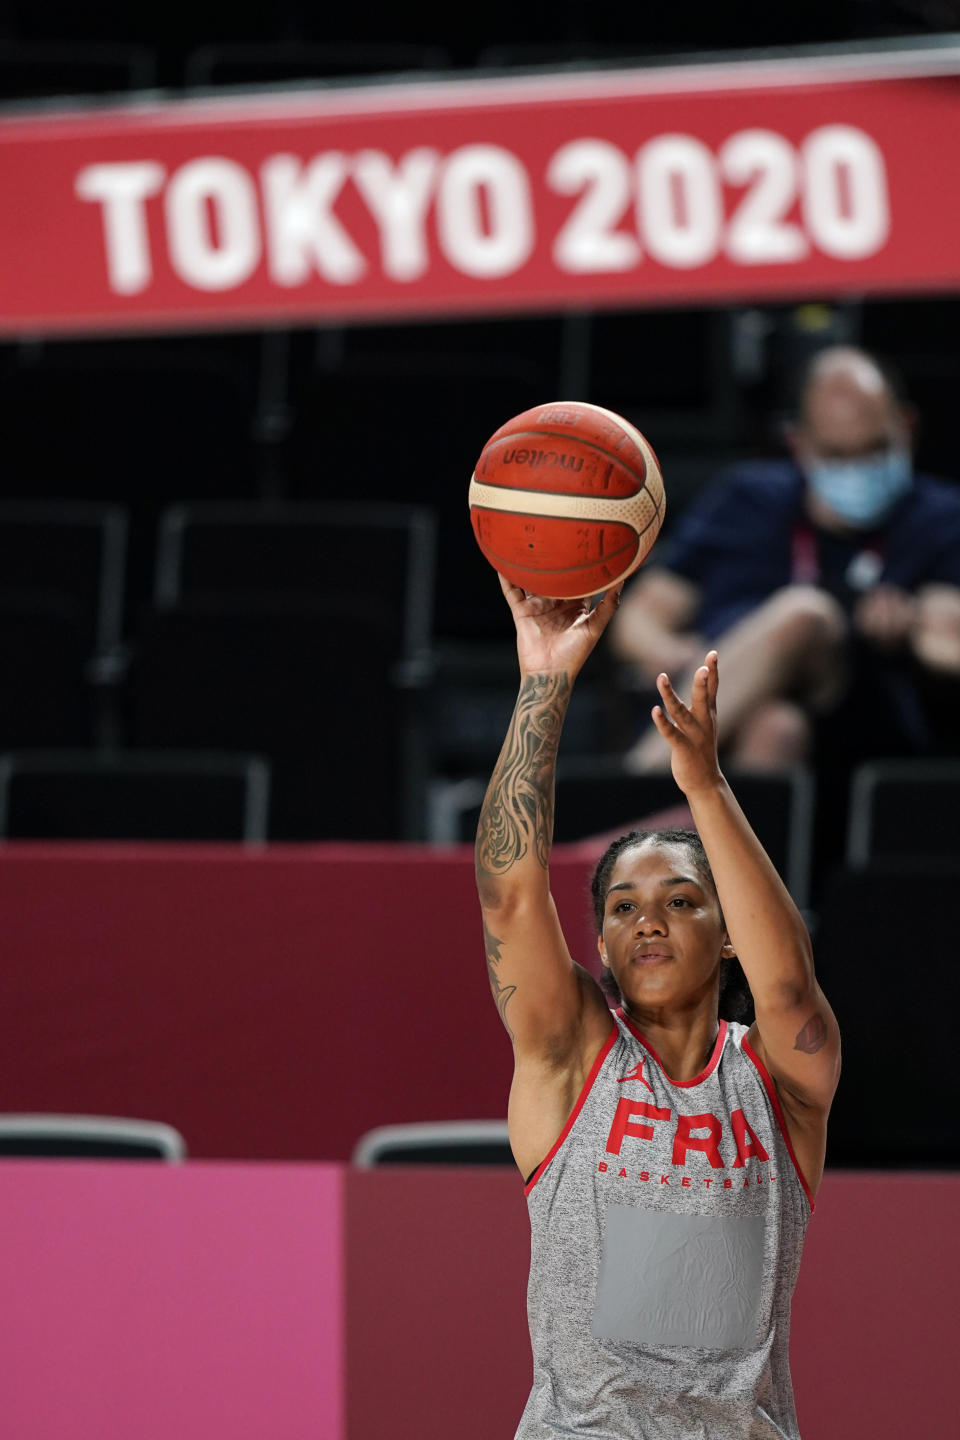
left=804, top=447, right=913, bottom=528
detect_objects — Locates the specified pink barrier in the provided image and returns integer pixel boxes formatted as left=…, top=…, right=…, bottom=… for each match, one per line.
left=0, top=1161, right=345, bottom=1440
left=0, top=1162, right=954, bottom=1440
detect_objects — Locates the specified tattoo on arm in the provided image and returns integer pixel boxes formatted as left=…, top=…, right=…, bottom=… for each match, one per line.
left=483, top=916, right=516, bottom=1040
left=475, top=671, right=570, bottom=894
left=793, top=1013, right=827, bottom=1054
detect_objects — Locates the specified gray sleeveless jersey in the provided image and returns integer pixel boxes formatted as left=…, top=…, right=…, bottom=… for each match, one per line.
left=517, top=1010, right=815, bottom=1440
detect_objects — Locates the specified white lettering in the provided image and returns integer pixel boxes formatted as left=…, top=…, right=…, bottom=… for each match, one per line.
left=437, top=144, right=534, bottom=278
left=547, top=139, right=639, bottom=273
left=261, top=153, right=366, bottom=286
left=351, top=149, right=438, bottom=282
left=802, top=124, right=890, bottom=260
left=75, top=161, right=166, bottom=295
left=720, top=129, right=808, bottom=264
left=637, top=134, right=721, bottom=269
left=164, top=157, right=260, bottom=290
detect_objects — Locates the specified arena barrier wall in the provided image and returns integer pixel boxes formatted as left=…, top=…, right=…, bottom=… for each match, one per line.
left=0, top=1162, right=953, bottom=1440
left=0, top=842, right=592, bottom=1160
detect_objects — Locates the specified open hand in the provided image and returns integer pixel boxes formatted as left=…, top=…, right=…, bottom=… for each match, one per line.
left=499, top=572, right=623, bottom=680
left=853, top=584, right=916, bottom=651
left=650, top=650, right=722, bottom=796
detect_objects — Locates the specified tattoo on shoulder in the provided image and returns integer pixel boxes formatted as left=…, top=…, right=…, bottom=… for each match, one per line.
left=483, top=916, right=516, bottom=1041
left=475, top=671, right=570, bottom=888
left=793, top=1013, right=827, bottom=1054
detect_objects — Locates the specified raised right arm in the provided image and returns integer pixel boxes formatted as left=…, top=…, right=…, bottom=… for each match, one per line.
left=474, top=578, right=619, bottom=1060
left=475, top=669, right=581, bottom=1051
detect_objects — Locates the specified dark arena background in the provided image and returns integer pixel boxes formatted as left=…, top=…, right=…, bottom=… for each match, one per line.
left=0, top=3, right=957, bottom=1436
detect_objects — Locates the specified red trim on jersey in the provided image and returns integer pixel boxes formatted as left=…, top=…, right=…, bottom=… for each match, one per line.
left=742, top=1035, right=816, bottom=1215
left=616, top=1011, right=728, bottom=1087
left=523, top=1019, right=618, bottom=1196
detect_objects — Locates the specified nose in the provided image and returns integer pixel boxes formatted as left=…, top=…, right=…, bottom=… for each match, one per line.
left=634, top=911, right=666, bottom=936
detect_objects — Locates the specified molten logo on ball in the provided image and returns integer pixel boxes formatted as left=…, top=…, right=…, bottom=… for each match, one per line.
left=469, top=400, right=665, bottom=599
left=501, top=448, right=584, bottom=472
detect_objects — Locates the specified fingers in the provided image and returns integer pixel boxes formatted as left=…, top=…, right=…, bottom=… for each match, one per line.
left=498, top=571, right=526, bottom=604
left=690, top=650, right=718, bottom=714
left=655, top=670, right=689, bottom=724
left=649, top=703, right=677, bottom=741
left=598, top=582, right=624, bottom=611
left=585, top=582, right=624, bottom=631
left=499, top=571, right=625, bottom=622
left=654, top=650, right=718, bottom=737
left=706, top=650, right=719, bottom=709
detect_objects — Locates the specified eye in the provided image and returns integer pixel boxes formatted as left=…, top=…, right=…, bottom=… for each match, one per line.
left=613, top=900, right=635, bottom=914
left=668, top=896, right=691, bottom=908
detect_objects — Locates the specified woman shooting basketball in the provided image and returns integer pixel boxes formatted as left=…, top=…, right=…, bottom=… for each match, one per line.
left=475, top=574, right=841, bottom=1440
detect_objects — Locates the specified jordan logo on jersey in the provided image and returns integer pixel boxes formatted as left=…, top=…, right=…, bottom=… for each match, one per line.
left=617, top=1057, right=653, bottom=1092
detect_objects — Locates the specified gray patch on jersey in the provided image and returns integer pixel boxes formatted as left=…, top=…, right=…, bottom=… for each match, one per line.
left=591, top=1204, right=764, bottom=1350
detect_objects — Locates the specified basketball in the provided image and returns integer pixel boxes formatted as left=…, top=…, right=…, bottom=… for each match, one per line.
left=468, top=401, right=665, bottom=599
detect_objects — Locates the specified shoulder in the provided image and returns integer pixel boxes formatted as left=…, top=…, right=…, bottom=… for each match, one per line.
left=886, top=475, right=960, bottom=574
left=892, top=478, right=960, bottom=535
left=906, top=474, right=960, bottom=524
left=688, top=459, right=800, bottom=509
left=663, top=462, right=801, bottom=559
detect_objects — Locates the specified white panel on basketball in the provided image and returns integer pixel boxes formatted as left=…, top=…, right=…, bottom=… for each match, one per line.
left=468, top=475, right=663, bottom=538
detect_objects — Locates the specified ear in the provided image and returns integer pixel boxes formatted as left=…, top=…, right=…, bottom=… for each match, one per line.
left=899, top=402, right=919, bottom=450
left=597, top=933, right=610, bottom=970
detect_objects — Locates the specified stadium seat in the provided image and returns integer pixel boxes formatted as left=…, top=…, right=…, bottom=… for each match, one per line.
left=0, top=750, right=270, bottom=842
left=131, top=599, right=409, bottom=839
left=287, top=356, right=549, bottom=642
left=846, top=759, right=960, bottom=865
left=143, top=503, right=437, bottom=836
left=0, top=600, right=93, bottom=749
left=352, top=1121, right=513, bottom=1168
left=812, top=861, right=960, bottom=1168
left=421, top=640, right=629, bottom=782
left=153, top=500, right=436, bottom=663
left=0, top=1114, right=185, bottom=1161
left=3, top=341, right=260, bottom=507
left=1, top=340, right=264, bottom=630
left=0, top=501, right=127, bottom=660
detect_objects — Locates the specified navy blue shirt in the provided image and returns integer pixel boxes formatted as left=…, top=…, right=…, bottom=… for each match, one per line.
left=658, top=461, right=960, bottom=641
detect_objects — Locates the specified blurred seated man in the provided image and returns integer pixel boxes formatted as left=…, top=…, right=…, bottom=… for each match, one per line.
left=610, top=345, right=960, bottom=772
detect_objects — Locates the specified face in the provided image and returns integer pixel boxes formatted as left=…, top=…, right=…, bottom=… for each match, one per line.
left=793, top=362, right=907, bottom=467
left=597, top=841, right=733, bottom=1012
left=788, top=358, right=914, bottom=530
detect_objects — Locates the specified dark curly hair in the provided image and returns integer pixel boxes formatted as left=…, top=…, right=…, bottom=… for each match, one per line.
left=589, top=828, right=754, bottom=1026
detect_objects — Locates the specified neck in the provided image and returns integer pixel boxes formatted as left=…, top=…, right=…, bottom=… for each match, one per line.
left=801, top=485, right=857, bottom=535
left=620, top=1004, right=720, bottom=1082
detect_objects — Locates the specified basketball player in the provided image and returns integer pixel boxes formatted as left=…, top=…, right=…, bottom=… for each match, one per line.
left=475, top=574, right=841, bottom=1440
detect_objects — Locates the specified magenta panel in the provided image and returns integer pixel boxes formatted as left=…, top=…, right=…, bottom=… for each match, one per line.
left=0, top=1161, right=344, bottom=1440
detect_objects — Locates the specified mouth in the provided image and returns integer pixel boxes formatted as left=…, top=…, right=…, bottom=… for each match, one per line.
left=632, top=949, right=673, bottom=966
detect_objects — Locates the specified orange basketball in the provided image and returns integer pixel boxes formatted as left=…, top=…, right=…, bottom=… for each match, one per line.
left=469, top=401, right=665, bottom=599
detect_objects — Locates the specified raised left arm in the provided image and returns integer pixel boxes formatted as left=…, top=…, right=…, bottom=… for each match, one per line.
left=652, top=654, right=841, bottom=1111
left=685, top=778, right=840, bottom=1110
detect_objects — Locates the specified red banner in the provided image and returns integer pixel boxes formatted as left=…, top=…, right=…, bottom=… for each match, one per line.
left=5, top=47, right=960, bottom=334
